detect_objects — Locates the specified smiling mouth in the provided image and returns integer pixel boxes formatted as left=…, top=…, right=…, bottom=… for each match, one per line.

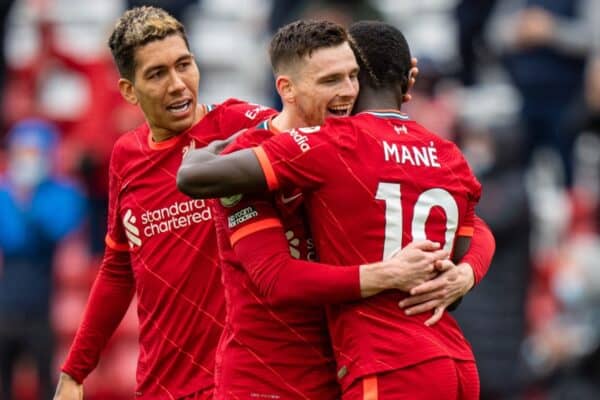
left=167, top=100, right=192, bottom=114
left=328, top=104, right=352, bottom=116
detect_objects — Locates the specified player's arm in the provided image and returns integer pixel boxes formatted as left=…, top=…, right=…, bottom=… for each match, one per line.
left=178, top=148, right=266, bottom=198
left=233, top=226, right=449, bottom=305
left=457, top=215, right=495, bottom=284
left=55, top=245, right=134, bottom=399
left=56, top=147, right=135, bottom=399
left=178, top=123, right=338, bottom=198
left=218, top=187, right=449, bottom=305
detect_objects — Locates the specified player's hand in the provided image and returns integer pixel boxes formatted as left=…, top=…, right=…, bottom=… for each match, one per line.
left=53, top=372, right=83, bottom=400
left=402, top=57, right=419, bottom=103
left=359, top=241, right=447, bottom=298
left=386, top=240, right=449, bottom=292
left=398, top=261, right=474, bottom=326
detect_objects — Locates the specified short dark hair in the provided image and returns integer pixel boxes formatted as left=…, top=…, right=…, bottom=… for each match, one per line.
left=108, top=6, right=189, bottom=81
left=348, top=21, right=412, bottom=93
left=269, top=19, right=349, bottom=75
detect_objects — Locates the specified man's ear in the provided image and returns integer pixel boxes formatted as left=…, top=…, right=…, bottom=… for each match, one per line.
left=118, top=78, right=138, bottom=105
left=275, top=75, right=295, bottom=105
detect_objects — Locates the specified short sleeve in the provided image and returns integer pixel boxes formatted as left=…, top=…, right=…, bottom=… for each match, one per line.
left=254, top=125, right=341, bottom=192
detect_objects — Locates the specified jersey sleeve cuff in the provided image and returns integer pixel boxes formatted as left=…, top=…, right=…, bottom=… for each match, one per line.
left=105, top=234, right=129, bottom=252
left=61, top=367, right=85, bottom=385
left=457, top=226, right=474, bottom=237
left=230, top=218, right=283, bottom=246
left=253, top=146, right=279, bottom=191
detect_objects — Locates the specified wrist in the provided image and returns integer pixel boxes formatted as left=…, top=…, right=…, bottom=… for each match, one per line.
left=359, top=262, right=389, bottom=298
left=458, top=262, right=475, bottom=292
left=60, top=371, right=81, bottom=385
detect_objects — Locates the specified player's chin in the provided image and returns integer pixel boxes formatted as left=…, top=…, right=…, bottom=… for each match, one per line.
left=168, top=115, right=196, bottom=133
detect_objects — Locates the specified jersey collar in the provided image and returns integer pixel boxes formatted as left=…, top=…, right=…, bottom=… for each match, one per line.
left=359, top=109, right=410, bottom=121
left=256, top=114, right=282, bottom=134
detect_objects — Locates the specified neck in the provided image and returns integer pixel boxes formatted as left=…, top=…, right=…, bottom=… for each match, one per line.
left=271, top=107, right=307, bottom=131
left=353, top=86, right=403, bottom=114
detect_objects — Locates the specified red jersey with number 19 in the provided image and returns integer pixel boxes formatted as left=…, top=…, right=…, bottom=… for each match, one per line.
left=254, top=111, right=482, bottom=391
left=67, top=98, right=275, bottom=399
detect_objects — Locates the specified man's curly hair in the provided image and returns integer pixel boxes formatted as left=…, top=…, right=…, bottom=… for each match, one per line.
left=108, top=6, right=189, bottom=81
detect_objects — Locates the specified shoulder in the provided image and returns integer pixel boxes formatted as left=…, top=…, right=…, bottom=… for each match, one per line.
left=112, top=123, right=147, bottom=153
left=320, top=116, right=360, bottom=148
left=414, top=124, right=481, bottom=197
left=235, top=126, right=276, bottom=150
left=212, top=98, right=276, bottom=121
left=110, top=123, right=148, bottom=171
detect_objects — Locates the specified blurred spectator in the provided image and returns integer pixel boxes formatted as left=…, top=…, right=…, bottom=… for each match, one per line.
left=269, top=0, right=382, bottom=32
left=523, top=234, right=600, bottom=398
left=2, top=6, right=143, bottom=257
left=561, top=57, right=600, bottom=231
left=486, top=0, right=598, bottom=187
left=0, top=0, right=15, bottom=132
left=453, top=119, right=533, bottom=399
left=0, top=119, right=86, bottom=400
left=455, top=0, right=497, bottom=86
left=126, top=0, right=198, bottom=23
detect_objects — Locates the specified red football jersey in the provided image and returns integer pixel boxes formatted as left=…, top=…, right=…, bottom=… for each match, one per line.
left=255, top=111, right=482, bottom=391
left=212, top=119, right=340, bottom=399
left=71, top=99, right=275, bottom=399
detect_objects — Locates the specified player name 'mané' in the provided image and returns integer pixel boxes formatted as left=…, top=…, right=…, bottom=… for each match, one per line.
left=382, top=140, right=441, bottom=168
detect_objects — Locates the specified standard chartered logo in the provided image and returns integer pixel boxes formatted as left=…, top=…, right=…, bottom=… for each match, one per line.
left=123, top=199, right=212, bottom=248
left=123, top=209, right=142, bottom=248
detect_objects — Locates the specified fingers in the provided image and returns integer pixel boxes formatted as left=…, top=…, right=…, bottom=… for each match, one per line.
left=409, top=278, right=447, bottom=296
left=434, top=259, right=455, bottom=272
left=411, top=57, right=418, bottom=68
left=405, top=240, right=440, bottom=251
left=402, top=298, right=440, bottom=316
left=425, top=306, right=446, bottom=326
left=400, top=286, right=443, bottom=308
left=430, top=248, right=450, bottom=261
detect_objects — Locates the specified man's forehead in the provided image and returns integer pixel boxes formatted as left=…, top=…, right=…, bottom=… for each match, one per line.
left=302, top=43, right=357, bottom=73
left=135, top=35, right=190, bottom=68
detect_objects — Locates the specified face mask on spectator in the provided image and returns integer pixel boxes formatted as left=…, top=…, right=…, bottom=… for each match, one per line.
left=8, top=147, right=49, bottom=188
left=5, top=119, right=58, bottom=190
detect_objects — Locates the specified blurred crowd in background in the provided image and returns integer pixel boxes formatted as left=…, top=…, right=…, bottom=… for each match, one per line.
left=0, top=0, right=599, bottom=399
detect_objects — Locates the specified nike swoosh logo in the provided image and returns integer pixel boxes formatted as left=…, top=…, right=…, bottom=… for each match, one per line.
left=280, top=192, right=303, bottom=204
